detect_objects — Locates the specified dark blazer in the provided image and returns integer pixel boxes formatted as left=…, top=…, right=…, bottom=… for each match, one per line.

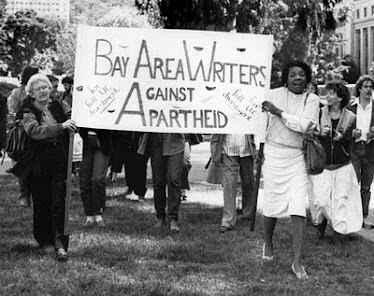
left=0, top=92, right=8, bottom=150
left=79, top=128, right=113, bottom=156
left=347, top=100, right=374, bottom=162
left=137, top=133, right=185, bottom=156
left=210, top=134, right=224, bottom=163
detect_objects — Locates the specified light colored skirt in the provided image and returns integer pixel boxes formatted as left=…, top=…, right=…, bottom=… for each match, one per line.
left=310, top=163, right=363, bottom=235
left=262, top=143, right=310, bottom=218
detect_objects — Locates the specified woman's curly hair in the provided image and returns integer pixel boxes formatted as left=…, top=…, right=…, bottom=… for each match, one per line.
left=281, top=61, right=312, bottom=86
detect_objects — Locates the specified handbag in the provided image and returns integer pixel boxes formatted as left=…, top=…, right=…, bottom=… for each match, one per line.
left=302, top=136, right=326, bottom=175
left=4, top=125, right=30, bottom=162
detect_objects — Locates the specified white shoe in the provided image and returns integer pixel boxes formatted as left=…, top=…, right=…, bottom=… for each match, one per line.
left=94, top=215, right=106, bottom=227
left=170, top=220, right=180, bottom=232
left=127, top=192, right=139, bottom=201
left=83, top=216, right=95, bottom=227
left=363, top=217, right=374, bottom=229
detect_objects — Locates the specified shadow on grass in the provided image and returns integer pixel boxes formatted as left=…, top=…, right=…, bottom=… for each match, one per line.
left=3, top=173, right=374, bottom=295
left=69, top=198, right=241, bottom=267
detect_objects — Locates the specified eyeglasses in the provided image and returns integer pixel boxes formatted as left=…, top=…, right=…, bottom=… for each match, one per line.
left=34, top=84, right=49, bottom=92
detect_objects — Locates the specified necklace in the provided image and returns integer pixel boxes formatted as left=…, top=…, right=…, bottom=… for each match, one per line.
left=286, top=89, right=305, bottom=114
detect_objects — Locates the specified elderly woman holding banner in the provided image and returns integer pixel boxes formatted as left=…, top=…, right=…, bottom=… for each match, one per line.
left=9, top=73, right=76, bottom=262
left=261, top=61, right=319, bottom=280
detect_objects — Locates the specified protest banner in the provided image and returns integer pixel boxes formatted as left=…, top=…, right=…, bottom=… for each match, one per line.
left=73, top=25, right=273, bottom=135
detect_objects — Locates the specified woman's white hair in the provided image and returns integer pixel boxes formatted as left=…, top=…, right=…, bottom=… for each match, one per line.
left=26, top=73, right=52, bottom=95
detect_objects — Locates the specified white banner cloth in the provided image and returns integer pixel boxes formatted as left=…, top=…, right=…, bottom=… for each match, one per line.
left=73, top=25, right=273, bottom=136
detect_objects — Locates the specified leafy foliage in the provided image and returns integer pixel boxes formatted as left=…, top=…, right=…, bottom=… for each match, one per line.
left=136, top=0, right=348, bottom=86
left=0, top=0, right=157, bottom=76
left=0, top=10, right=60, bottom=76
left=70, top=0, right=137, bottom=25
left=97, top=6, right=151, bottom=28
left=52, top=0, right=158, bottom=75
left=0, top=0, right=6, bottom=19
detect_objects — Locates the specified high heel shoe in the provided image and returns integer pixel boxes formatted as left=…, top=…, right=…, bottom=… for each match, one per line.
left=262, top=243, right=274, bottom=261
left=291, top=263, right=309, bottom=280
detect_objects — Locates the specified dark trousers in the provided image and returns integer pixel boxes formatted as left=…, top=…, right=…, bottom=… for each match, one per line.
left=80, top=135, right=110, bottom=216
left=149, top=136, right=184, bottom=221
left=124, top=144, right=148, bottom=196
left=31, top=143, right=69, bottom=251
left=181, top=143, right=191, bottom=190
left=19, top=172, right=32, bottom=200
left=352, top=142, right=374, bottom=217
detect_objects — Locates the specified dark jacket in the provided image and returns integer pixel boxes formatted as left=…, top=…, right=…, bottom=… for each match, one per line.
left=347, top=100, right=374, bottom=162
left=210, top=134, right=224, bottom=164
left=0, top=91, right=8, bottom=150
left=318, top=106, right=356, bottom=168
left=79, top=128, right=113, bottom=156
left=8, top=97, right=70, bottom=178
left=137, top=133, right=185, bottom=156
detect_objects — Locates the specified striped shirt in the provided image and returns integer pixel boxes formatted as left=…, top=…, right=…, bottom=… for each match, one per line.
left=222, top=134, right=253, bottom=157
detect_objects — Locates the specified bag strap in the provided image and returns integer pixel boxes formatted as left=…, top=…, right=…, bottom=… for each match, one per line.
left=1, top=150, right=5, bottom=165
left=302, top=91, right=311, bottom=111
left=302, top=91, right=320, bottom=139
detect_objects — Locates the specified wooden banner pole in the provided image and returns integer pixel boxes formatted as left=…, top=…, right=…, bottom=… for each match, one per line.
left=250, top=143, right=264, bottom=232
left=64, top=132, right=74, bottom=236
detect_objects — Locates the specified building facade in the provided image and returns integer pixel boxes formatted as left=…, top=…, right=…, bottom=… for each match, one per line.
left=351, top=0, right=374, bottom=75
left=336, top=0, right=374, bottom=75
left=334, top=0, right=353, bottom=59
left=5, top=0, right=70, bottom=24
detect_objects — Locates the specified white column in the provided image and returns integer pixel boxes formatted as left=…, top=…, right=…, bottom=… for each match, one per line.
left=360, top=28, right=365, bottom=75
left=369, top=27, right=374, bottom=74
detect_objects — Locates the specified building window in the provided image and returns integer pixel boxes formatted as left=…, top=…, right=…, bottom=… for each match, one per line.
left=372, top=5, right=374, bottom=15
left=357, top=9, right=360, bottom=19
left=364, top=7, right=367, bottom=17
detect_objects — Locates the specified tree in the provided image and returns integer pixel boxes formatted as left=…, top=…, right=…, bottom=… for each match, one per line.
left=0, top=10, right=59, bottom=76
left=70, top=0, right=136, bottom=25
left=53, top=26, right=77, bottom=75
left=97, top=6, right=152, bottom=28
left=136, top=0, right=346, bottom=86
left=52, top=0, right=159, bottom=76
left=0, top=0, right=6, bottom=19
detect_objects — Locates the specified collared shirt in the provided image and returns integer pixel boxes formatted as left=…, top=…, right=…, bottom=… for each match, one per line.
left=222, top=134, right=253, bottom=157
left=352, top=98, right=372, bottom=142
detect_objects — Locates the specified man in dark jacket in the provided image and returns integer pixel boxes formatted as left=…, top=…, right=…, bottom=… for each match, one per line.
left=348, top=75, right=374, bottom=229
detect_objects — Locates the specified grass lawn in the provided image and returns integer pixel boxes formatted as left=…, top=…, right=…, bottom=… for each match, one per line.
left=1, top=159, right=374, bottom=295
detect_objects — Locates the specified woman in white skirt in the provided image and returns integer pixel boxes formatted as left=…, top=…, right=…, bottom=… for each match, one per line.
left=310, top=81, right=363, bottom=238
left=262, top=61, right=320, bottom=280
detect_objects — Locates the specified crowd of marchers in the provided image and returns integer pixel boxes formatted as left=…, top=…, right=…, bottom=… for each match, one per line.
left=0, top=61, right=373, bottom=281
